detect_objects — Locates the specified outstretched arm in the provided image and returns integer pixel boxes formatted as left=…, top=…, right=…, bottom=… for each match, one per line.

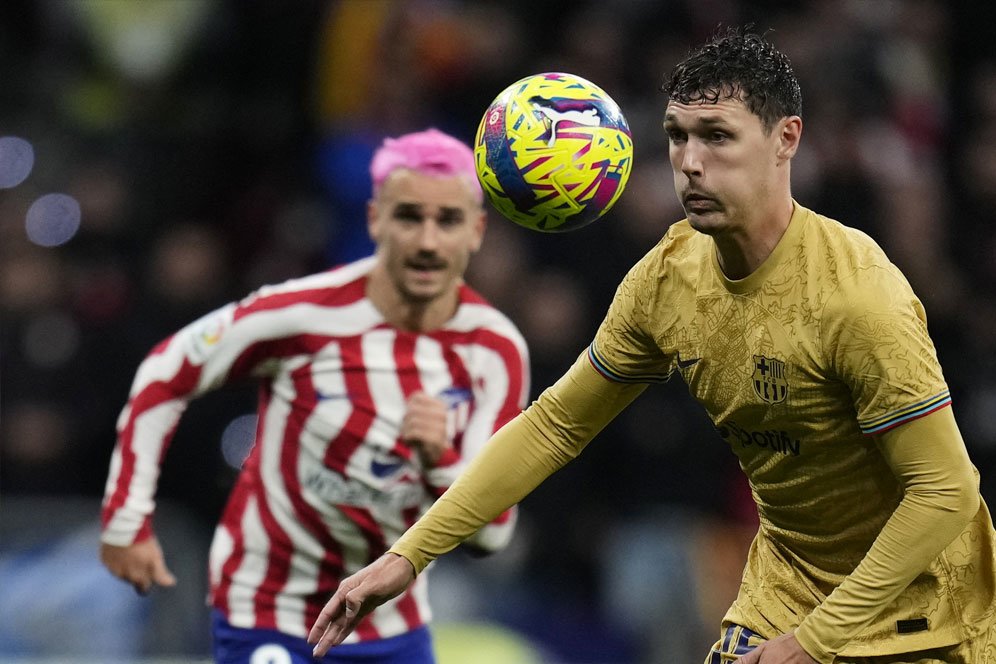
left=100, top=304, right=240, bottom=551
left=399, top=390, right=520, bottom=554
left=100, top=296, right=278, bottom=585
left=308, top=354, right=646, bottom=655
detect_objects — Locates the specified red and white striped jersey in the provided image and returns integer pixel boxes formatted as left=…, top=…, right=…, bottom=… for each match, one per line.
left=100, top=257, right=530, bottom=641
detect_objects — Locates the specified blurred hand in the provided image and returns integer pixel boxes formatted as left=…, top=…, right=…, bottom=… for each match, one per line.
left=99, top=537, right=177, bottom=595
left=737, top=633, right=817, bottom=663
left=308, top=553, right=416, bottom=657
left=400, top=391, right=450, bottom=466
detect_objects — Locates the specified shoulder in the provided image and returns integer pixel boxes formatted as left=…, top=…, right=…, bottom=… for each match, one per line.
left=617, top=219, right=705, bottom=302
left=798, top=209, right=921, bottom=324
left=450, top=285, right=528, bottom=348
left=454, top=285, right=525, bottom=338
left=239, top=257, right=374, bottom=313
left=802, top=207, right=898, bottom=276
left=800, top=207, right=911, bottom=300
left=645, top=219, right=702, bottom=267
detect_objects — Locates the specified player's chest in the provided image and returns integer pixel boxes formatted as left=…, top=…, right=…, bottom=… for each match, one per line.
left=664, top=294, right=836, bottom=424
left=277, top=329, right=473, bottom=403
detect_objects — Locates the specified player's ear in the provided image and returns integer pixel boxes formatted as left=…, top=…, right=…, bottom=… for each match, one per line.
left=469, top=209, right=487, bottom=253
left=366, top=199, right=380, bottom=241
left=776, top=116, right=802, bottom=161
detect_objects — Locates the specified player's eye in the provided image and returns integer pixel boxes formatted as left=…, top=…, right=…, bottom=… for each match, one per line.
left=665, top=127, right=686, bottom=143
left=709, top=131, right=729, bottom=143
left=437, top=208, right=465, bottom=226
left=393, top=204, right=423, bottom=222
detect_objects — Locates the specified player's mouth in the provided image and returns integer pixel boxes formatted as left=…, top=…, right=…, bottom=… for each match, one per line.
left=405, top=260, right=447, bottom=278
left=683, top=193, right=718, bottom=213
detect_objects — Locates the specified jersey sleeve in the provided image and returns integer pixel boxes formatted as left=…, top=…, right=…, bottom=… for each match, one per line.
left=791, top=265, right=967, bottom=660
left=822, top=265, right=950, bottom=434
left=424, top=324, right=531, bottom=553
left=794, top=408, right=980, bottom=662
left=588, top=251, right=671, bottom=384
left=99, top=292, right=288, bottom=546
left=390, top=354, right=645, bottom=572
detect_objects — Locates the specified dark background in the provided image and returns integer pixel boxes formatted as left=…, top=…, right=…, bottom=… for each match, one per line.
left=3, top=1, right=996, bottom=662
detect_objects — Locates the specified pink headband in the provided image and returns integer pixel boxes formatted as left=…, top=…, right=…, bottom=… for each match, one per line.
left=369, top=128, right=482, bottom=204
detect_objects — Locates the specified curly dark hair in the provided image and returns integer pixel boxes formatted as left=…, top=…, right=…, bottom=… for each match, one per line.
left=661, top=27, right=802, bottom=131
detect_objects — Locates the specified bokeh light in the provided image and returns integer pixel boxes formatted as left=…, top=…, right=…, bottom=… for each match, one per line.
left=0, top=136, right=35, bottom=188
left=22, top=311, right=81, bottom=369
left=25, top=194, right=82, bottom=247
left=220, top=414, right=258, bottom=469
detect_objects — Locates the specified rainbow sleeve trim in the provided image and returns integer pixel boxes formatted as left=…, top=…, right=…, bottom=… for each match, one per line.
left=859, top=390, right=952, bottom=435
left=586, top=342, right=669, bottom=384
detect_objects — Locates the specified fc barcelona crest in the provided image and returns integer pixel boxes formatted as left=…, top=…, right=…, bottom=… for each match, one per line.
left=752, top=355, right=788, bottom=404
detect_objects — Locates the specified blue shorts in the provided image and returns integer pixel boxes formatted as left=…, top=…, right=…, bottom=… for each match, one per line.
left=705, top=624, right=762, bottom=663
left=211, top=611, right=435, bottom=664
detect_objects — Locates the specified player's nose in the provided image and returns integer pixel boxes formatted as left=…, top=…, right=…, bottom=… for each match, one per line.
left=680, top=140, right=704, bottom=176
left=416, top=220, right=442, bottom=250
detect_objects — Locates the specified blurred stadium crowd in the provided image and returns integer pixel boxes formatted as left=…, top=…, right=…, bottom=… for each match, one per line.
left=3, top=1, right=996, bottom=662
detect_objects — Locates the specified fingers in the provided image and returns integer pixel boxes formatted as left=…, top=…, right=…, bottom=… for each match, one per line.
left=153, top=559, right=178, bottom=588
left=734, top=633, right=812, bottom=663
left=121, top=561, right=155, bottom=595
left=737, top=644, right=762, bottom=662
left=106, top=558, right=150, bottom=595
left=311, top=620, right=346, bottom=657
left=99, top=539, right=176, bottom=595
left=402, top=394, right=447, bottom=437
left=132, top=576, right=152, bottom=595
left=344, top=601, right=358, bottom=619
left=401, top=392, right=449, bottom=464
left=307, top=594, right=343, bottom=645
left=308, top=555, right=416, bottom=656
left=308, top=590, right=363, bottom=657
left=132, top=557, right=175, bottom=595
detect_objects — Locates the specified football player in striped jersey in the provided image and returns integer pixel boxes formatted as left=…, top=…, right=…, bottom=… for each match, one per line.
left=99, top=128, right=530, bottom=663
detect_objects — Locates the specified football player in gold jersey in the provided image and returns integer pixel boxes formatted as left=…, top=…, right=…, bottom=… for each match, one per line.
left=308, top=28, right=996, bottom=664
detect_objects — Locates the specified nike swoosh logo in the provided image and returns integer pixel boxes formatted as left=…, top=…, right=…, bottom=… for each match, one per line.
left=676, top=356, right=700, bottom=369
left=371, top=460, right=402, bottom=477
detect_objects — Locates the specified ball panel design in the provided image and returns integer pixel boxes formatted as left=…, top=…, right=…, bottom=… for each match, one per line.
left=474, top=72, right=633, bottom=232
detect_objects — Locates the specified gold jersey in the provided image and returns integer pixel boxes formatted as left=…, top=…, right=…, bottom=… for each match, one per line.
left=589, top=202, right=996, bottom=656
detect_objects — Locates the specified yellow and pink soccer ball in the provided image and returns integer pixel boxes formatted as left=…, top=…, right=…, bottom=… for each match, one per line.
left=474, top=72, right=633, bottom=232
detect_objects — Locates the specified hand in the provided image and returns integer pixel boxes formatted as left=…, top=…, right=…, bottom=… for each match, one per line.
left=307, top=553, right=416, bottom=657
left=400, top=391, right=450, bottom=466
left=738, top=633, right=818, bottom=663
left=99, top=537, right=177, bottom=595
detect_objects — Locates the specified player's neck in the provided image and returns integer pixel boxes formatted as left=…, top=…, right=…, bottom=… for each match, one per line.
left=714, top=198, right=794, bottom=280
left=392, top=299, right=456, bottom=333
left=366, top=274, right=458, bottom=333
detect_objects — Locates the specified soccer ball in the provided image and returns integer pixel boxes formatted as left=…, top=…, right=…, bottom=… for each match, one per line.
left=474, top=72, right=633, bottom=232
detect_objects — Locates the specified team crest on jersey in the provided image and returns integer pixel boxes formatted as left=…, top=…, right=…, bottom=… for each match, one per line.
left=752, top=355, right=788, bottom=404
left=439, top=386, right=473, bottom=441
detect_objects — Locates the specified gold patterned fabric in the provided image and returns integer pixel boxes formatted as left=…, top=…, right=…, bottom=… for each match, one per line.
left=591, top=202, right=996, bottom=660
